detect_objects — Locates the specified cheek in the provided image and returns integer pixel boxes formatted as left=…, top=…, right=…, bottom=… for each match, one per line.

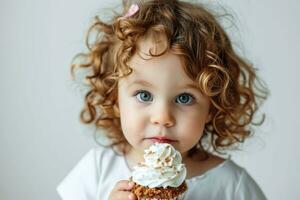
left=119, top=99, right=147, bottom=143
left=175, top=111, right=208, bottom=151
left=180, top=117, right=206, bottom=138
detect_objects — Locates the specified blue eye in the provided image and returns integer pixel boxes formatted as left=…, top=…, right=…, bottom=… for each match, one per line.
left=135, top=90, right=153, bottom=102
left=176, top=93, right=195, bottom=105
left=134, top=90, right=195, bottom=105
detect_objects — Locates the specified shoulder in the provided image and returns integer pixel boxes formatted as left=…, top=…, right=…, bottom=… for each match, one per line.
left=216, top=159, right=267, bottom=200
left=201, top=156, right=246, bottom=183
left=186, top=152, right=244, bottom=181
left=61, top=145, right=118, bottom=178
left=186, top=155, right=267, bottom=200
left=186, top=154, right=245, bottom=185
left=56, top=145, right=118, bottom=200
left=219, top=158, right=245, bottom=179
left=233, top=164, right=267, bottom=200
left=67, top=145, right=116, bottom=174
left=209, top=158, right=253, bottom=186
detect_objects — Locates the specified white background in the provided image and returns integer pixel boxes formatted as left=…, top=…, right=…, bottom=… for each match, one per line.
left=1, top=0, right=299, bottom=199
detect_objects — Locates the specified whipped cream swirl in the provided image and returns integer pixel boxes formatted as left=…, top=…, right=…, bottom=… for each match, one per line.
left=132, top=143, right=187, bottom=188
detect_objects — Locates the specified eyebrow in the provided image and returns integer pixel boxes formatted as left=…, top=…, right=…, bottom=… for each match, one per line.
left=127, top=79, right=200, bottom=91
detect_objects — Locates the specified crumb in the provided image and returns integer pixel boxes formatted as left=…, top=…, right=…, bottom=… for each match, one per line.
left=131, top=182, right=187, bottom=199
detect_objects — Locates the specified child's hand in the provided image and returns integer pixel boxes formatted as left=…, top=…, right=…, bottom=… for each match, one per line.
left=108, top=180, right=136, bottom=200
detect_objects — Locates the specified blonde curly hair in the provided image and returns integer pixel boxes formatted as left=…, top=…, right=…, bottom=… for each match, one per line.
left=70, top=0, right=269, bottom=156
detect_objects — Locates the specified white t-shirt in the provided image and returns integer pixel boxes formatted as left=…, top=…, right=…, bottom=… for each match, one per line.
left=56, top=146, right=267, bottom=200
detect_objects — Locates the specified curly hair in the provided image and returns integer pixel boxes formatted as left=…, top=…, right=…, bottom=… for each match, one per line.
left=70, top=0, right=269, bottom=156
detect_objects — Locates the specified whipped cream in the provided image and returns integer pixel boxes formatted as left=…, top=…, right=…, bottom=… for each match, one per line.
left=131, top=143, right=187, bottom=188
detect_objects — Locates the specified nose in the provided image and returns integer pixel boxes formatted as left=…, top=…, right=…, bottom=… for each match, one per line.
left=150, top=103, right=175, bottom=128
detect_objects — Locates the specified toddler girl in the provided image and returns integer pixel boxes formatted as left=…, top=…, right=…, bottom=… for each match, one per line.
left=57, top=0, right=269, bottom=199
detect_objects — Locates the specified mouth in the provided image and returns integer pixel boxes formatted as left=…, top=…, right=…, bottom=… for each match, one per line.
left=147, top=136, right=177, bottom=144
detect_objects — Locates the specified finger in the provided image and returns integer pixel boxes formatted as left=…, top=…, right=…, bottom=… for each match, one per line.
left=115, top=191, right=136, bottom=200
left=114, top=180, right=135, bottom=191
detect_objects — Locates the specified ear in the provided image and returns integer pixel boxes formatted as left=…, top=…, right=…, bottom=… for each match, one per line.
left=205, top=112, right=212, bottom=124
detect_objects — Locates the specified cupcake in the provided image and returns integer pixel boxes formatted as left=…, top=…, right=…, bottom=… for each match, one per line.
left=131, top=143, right=188, bottom=200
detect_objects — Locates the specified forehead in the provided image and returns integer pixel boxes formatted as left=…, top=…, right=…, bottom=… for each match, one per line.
left=117, top=32, right=199, bottom=90
left=128, top=52, right=187, bottom=80
left=124, top=54, right=198, bottom=92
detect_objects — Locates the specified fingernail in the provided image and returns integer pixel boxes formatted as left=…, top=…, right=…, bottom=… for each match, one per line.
left=128, top=182, right=134, bottom=188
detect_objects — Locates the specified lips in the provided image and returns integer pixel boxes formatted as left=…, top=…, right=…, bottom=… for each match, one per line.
left=147, top=136, right=176, bottom=144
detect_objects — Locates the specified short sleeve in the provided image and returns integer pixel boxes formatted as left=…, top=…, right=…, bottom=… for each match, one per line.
left=56, top=149, right=100, bottom=200
left=234, top=169, right=267, bottom=200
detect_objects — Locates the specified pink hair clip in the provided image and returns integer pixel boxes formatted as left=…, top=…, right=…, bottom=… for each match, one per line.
left=119, top=3, right=139, bottom=19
